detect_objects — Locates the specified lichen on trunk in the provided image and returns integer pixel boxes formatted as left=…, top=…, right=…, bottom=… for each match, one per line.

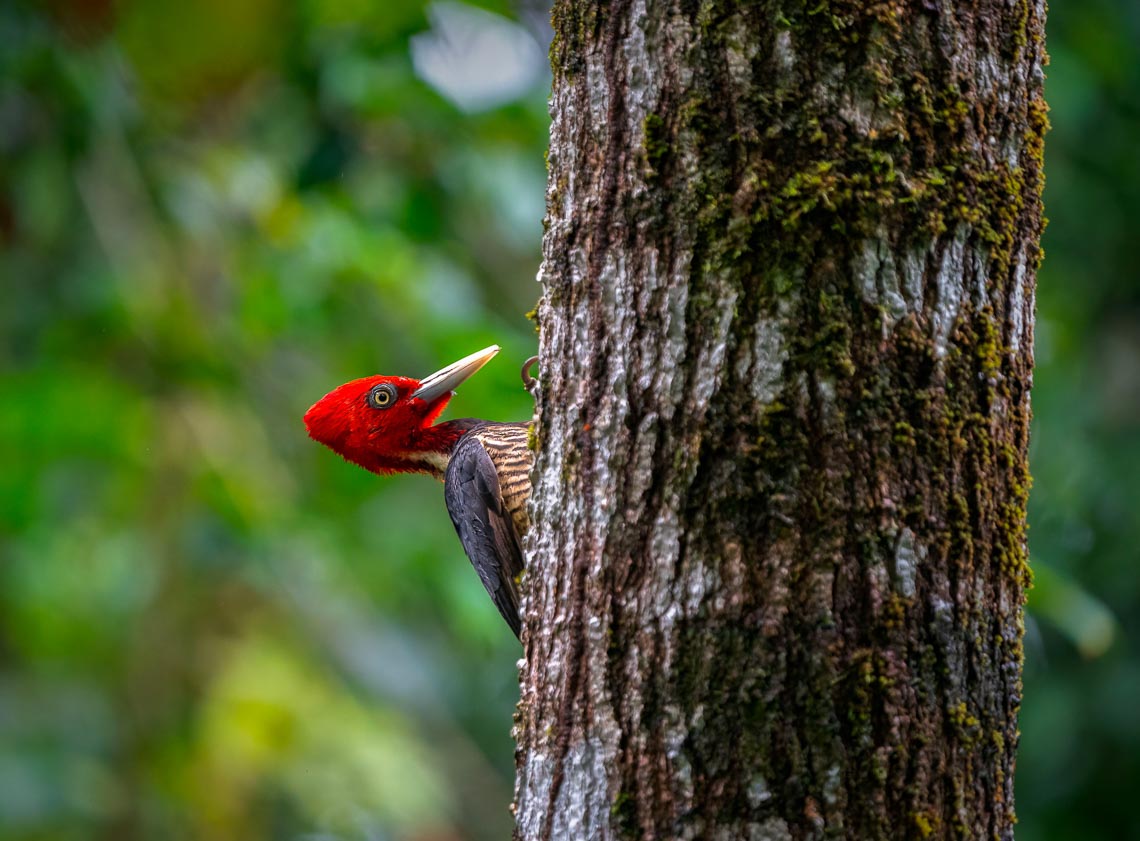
left=517, top=2, right=1045, bottom=839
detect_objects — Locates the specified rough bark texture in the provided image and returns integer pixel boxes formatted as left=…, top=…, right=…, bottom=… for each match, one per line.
left=517, top=2, right=1045, bottom=839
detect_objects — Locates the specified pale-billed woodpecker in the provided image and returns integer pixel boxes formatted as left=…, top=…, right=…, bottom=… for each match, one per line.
left=304, top=346, right=532, bottom=638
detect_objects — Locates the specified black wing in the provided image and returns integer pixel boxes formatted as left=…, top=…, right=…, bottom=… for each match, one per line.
left=444, top=433, right=525, bottom=638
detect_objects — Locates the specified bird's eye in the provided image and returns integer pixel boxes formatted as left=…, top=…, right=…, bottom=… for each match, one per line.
left=368, top=383, right=398, bottom=409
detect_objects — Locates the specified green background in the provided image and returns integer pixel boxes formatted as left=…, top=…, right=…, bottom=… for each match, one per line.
left=0, top=2, right=1135, bottom=839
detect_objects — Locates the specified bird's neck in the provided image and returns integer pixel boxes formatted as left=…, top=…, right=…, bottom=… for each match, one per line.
left=400, top=418, right=482, bottom=479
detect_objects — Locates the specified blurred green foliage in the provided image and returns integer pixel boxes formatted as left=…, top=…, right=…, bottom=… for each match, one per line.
left=1, top=1, right=545, bottom=838
left=1018, top=3, right=1140, bottom=839
left=0, top=1, right=1136, bottom=839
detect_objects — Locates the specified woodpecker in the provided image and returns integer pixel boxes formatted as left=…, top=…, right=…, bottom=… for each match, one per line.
left=304, top=346, right=532, bottom=638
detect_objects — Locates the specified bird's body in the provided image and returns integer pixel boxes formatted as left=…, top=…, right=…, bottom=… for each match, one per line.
left=444, top=422, right=531, bottom=636
left=453, top=422, right=533, bottom=540
left=304, top=346, right=532, bottom=637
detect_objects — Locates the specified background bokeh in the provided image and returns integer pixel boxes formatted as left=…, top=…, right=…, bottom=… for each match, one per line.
left=0, top=2, right=1135, bottom=839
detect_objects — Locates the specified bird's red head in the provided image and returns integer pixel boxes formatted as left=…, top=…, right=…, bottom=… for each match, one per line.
left=304, top=345, right=500, bottom=478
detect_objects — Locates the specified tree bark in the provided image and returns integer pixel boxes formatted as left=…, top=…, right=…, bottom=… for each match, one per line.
left=517, top=2, right=1045, bottom=839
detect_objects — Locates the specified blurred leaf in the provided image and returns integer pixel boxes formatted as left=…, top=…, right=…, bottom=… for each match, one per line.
left=117, top=0, right=287, bottom=104
left=1028, top=564, right=1117, bottom=659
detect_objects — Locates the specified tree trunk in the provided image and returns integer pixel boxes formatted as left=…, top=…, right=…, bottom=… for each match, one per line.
left=517, top=2, right=1045, bottom=839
